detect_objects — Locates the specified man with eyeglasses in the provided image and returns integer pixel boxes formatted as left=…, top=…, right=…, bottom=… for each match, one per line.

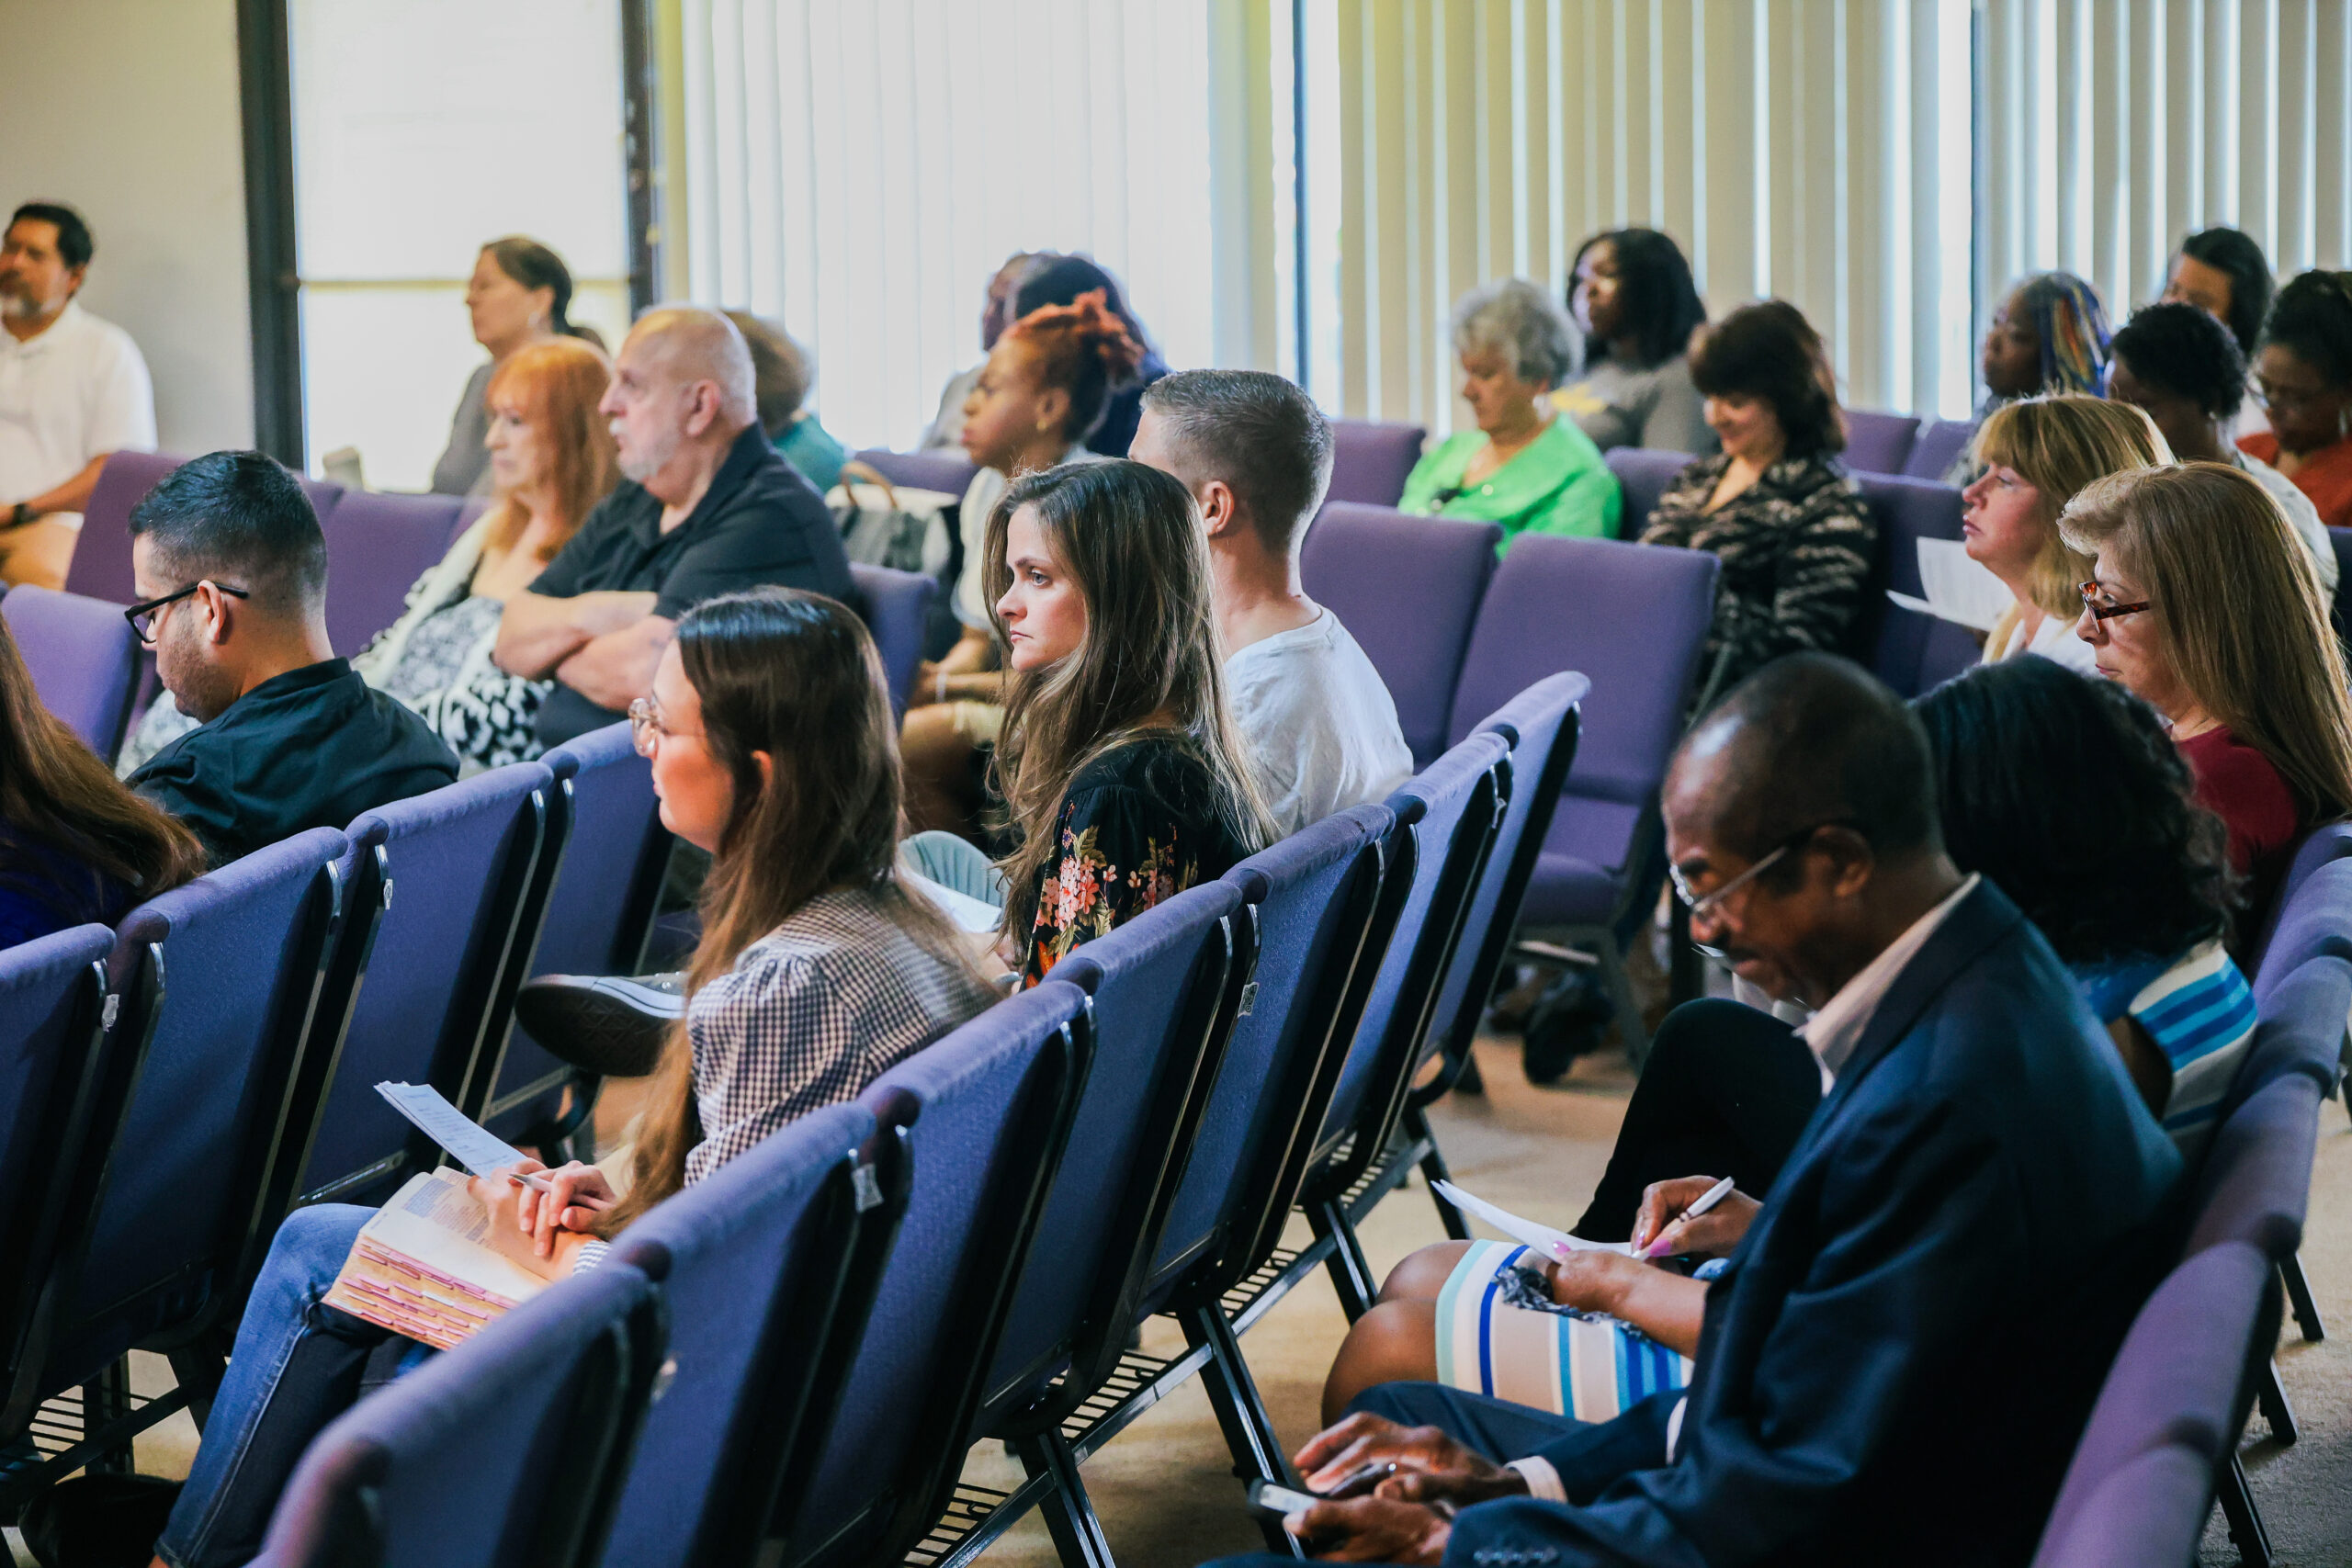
left=1232, top=653, right=2179, bottom=1568
left=121, top=451, right=457, bottom=863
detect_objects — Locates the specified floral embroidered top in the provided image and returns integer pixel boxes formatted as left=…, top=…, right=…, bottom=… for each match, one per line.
left=1020, top=736, right=1252, bottom=987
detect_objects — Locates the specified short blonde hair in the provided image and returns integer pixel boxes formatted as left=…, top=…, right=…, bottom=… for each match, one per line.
left=1973, top=395, right=2170, bottom=618
left=2060, top=461, right=2352, bottom=826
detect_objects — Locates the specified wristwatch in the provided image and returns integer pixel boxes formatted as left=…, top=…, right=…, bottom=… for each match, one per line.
left=6, top=502, right=28, bottom=529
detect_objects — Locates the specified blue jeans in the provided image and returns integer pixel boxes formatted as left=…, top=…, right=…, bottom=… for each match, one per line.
left=156, top=1205, right=435, bottom=1568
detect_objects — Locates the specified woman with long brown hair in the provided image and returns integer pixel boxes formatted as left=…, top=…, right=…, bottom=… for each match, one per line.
left=106, top=587, right=999, bottom=1568
left=2063, top=460, right=2352, bottom=927
left=115, top=337, right=622, bottom=776
left=0, top=615, right=203, bottom=949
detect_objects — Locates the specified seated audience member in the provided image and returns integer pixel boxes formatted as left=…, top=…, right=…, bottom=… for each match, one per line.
left=899, top=291, right=1138, bottom=835
left=119, top=338, right=623, bottom=777
left=1249, top=654, right=2178, bottom=1568
left=64, top=589, right=999, bottom=1568
left=0, top=617, right=203, bottom=949
left=1640, top=301, right=1874, bottom=700
left=122, top=453, right=458, bottom=863
left=2064, top=461, right=2352, bottom=926
left=1550, top=228, right=1713, bottom=455
left=1012, top=254, right=1170, bottom=457
left=1329, top=656, right=2245, bottom=1437
left=1130, top=369, right=1412, bottom=833
left=1962, top=395, right=2168, bottom=673
left=2238, top=268, right=2352, bottom=528
left=431, top=237, right=597, bottom=497
left=1399, top=279, right=1621, bottom=550
left=922, top=250, right=1038, bottom=450
left=0, top=202, right=156, bottom=591
left=2162, top=224, right=2274, bottom=359
left=494, top=306, right=851, bottom=750
left=2108, top=301, right=2334, bottom=585
left=904, top=460, right=1272, bottom=984
left=726, top=309, right=849, bottom=493
left=1947, top=271, right=2113, bottom=482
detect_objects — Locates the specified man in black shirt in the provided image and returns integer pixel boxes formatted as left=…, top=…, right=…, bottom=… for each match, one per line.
left=125, top=451, right=458, bottom=863
left=494, top=306, right=852, bottom=747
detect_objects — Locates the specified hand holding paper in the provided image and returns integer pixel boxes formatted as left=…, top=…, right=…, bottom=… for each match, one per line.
left=1430, top=1179, right=1631, bottom=1260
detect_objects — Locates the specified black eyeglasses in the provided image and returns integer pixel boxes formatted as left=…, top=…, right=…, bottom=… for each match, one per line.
left=123, top=581, right=248, bottom=643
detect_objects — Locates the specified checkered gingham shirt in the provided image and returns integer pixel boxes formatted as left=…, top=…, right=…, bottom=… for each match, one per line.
left=681, top=886, right=1000, bottom=1187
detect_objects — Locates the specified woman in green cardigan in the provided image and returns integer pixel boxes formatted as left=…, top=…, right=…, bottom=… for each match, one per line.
left=1398, top=277, right=1622, bottom=552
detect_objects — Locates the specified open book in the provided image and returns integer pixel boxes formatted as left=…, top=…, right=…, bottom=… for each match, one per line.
left=320, top=1082, right=570, bottom=1349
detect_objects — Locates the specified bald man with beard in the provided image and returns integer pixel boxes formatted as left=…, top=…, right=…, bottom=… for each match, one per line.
left=495, top=305, right=852, bottom=747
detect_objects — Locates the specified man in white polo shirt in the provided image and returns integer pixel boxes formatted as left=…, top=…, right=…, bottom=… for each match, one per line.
left=0, top=201, right=156, bottom=589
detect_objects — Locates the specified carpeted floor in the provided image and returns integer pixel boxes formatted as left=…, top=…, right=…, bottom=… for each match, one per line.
left=22, top=1036, right=2346, bottom=1568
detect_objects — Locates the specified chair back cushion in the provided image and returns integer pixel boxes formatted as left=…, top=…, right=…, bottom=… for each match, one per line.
left=66, top=451, right=185, bottom=602
left=1853, top=472, right=1978, bottom=697
left=1327, top=420, right=1427, bottom=506
left=2250, top=827, right=2352, bottom=991
left=2, top=586, right=141, bottom=757
left=1903, top=418, right=1976, bottom=479
left=1842, top=411, right=1922, bottom=474
left=853, top=447, right=978, bottom=498
left=2185, top=1072, right=2323, bottom=1258
left=846, top=561, right=936, bottom=716
left=320, top=491, right=470, bottom=657
left=1301, top=503, right=1498, bottom=764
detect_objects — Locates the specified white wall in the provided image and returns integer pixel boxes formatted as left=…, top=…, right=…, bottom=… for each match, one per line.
left=0, top=0, right=254, bottom=455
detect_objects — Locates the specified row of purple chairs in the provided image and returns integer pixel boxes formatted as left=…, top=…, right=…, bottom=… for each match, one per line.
left=0, top=720, right=675, bottom=1506
left=1840, top=409, right=1977, bottom=480
left=2030, top=838, right=2352, bottom=1568
left=217, top=671, right=1593, bottom=1564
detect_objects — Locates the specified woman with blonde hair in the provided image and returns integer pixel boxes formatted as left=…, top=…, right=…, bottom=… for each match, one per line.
left=119, top=588, right=1000, bottom=1568
left=2064, top=461, right=2352, bottom=925
left=1962, top=395, right=2170, bottom=672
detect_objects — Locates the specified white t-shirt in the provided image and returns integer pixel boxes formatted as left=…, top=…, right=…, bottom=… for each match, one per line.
left=0, top=300, right=156, bottom=531
left=1224, top=607, right=1414, bottom=836
left=953, top=445, right=1103, bottom=628
left=1984, top=604, right=2100, bottom=674
left=2234, top=447, right=2338, bottom=592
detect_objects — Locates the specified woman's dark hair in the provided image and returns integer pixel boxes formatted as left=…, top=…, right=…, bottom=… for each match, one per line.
left=1912, top=657, right=2236, bottom=962
left=2260, top=268, right=2352, bottom=389
left=2178, top=226, right=2274, bottom=355
left=1015, top=254, right=1158, bottom=356
left=1002, top=290, right=1147, bottom=445
left=482, top=236, right=605, bottom=349
left=1689, top=300, right=1846, bottom=457
left=2110, top=301, right=2248, bottom=420
left=1568, top=228, right=1707, bottom=369
left=0, top=617, right=205, bottom=914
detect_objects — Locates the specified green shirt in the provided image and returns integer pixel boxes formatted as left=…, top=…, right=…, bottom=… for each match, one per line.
left=1396, top=417, right=1622, bottom=553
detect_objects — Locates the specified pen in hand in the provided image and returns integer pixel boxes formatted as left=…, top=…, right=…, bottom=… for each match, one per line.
left=507, top=1168, right=615, bottom=1211
left=1641, top=1175, right=1737, bottom=1258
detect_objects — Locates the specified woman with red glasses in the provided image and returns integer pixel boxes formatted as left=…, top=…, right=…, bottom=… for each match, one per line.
left=2062, top=460, right=2352, bottom=929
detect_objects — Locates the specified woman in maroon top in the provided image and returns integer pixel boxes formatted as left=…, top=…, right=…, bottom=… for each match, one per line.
left=2061, top=461, right=2352, bottom=931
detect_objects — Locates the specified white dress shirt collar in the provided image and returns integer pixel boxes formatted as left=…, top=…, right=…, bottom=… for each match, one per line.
left=1794, top=874, right=1981, bottom=1089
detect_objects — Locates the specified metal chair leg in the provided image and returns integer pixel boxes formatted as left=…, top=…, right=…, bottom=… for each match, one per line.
left=2214, top=1450, right=2274, bottom=1568
left=80, top=1359, right=134, bottom=1475
left=1314, top=1199, right=1380, bottom=1322
left=2281, top=1254, right=2326, bottom=1342
left=1406, top=1106, right=1471, bottom=1240
left=1013, top=1428, right=1117, bottom=1568
left=2255, top=1359, right=2299, bottom=1446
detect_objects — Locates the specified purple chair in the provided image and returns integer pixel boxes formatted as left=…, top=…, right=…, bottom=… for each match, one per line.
left=1293, top=732, right=1509, bottom=1314
left=852, top=446, right=978, bottom=499
left=467, top=725, right=671, bottom=1152
left=1855, top=472, right=1979, bottom=697
left=1300, top=503, right=1500, bottom=764
left=1602, top=446, right=1693, bottom=531
left=290, top=765, right=556, bottom=1209
left=1327, top=420, right=1427, bottom=507
left=6, top=831, right=345, bottom=1495
left=63, top=451, right=186, bottom=603
left=2238, top=955, right=2352, bottom=1107
left=847, top=560, right=936, bottom=717
left=1904, top=417, right=1977, bottom=479
left=2249, top=824, right=2352, bottom=983
left=319, top=491, right=469, bottom=657
left=783, top=985, right=1087, bottom=1568
left=2, top=585, right=141, bottom=757
left=1841, top=410, right=1922, bottom=474
left=2028, top=1240, right=2278, bottom=1568
left=252, top=1261, right=664, bottom=1568
left=1451, top=536, right=1716, bottom=1063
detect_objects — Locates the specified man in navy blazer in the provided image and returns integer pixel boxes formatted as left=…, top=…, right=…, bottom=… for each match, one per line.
left=1246, top=655, right=2181, bottom=1568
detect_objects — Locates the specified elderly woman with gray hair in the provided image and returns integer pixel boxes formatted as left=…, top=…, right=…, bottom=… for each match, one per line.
left=1398, top=276, right=1622, bottom=552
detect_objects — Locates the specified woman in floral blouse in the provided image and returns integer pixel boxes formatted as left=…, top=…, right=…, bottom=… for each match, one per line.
left=1638, top=301, right=1878, bottom=707
left=981, top=459, right=1272, bottom=984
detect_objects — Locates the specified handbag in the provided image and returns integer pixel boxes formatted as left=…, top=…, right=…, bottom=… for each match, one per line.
left=830, top=459, right=957, bottom=576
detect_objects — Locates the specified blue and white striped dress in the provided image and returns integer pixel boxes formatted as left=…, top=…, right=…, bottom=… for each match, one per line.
left=2075, top=938, right=2257, bottom=1158
left=1432, top=1241, right=1691, bottom=1419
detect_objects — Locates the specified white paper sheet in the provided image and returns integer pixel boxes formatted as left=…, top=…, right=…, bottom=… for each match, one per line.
left=376, top=1081, right=531, bottom=1178
left=1909, top=537, right=2015, bottom=632
left=1431, top=1179, right=1630, bottom=1258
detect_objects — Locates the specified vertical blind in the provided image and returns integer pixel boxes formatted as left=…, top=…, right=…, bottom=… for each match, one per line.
left=673, top=0, right=1232, bottom=451
left=1327, top=0, right=1974, bottom=429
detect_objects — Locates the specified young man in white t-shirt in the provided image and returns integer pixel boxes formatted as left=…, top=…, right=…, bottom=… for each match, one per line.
left=0, top=201, right=157, bottom=590
left=1130, top=370, right=1412, bottom=835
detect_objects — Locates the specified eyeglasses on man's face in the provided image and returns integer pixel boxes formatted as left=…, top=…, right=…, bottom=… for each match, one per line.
left=1667, top=822, right=1843, bottom=961
left=122, top=581, right=249, bottom=644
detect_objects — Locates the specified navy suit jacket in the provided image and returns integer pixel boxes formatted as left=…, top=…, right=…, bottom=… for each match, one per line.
left=1449, top=880, right=2182, bottom=1568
